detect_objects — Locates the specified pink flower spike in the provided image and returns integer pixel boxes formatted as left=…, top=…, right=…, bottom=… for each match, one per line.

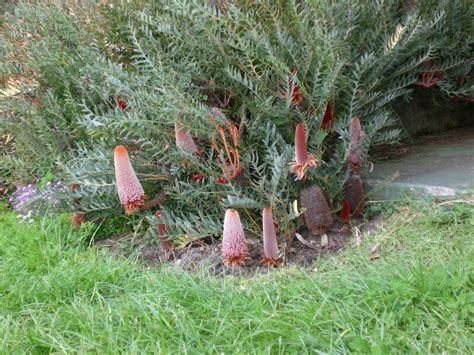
left=320, top=100, right=333, bottom=131
left=221, top=209, right=248, bottom=267
left=290, top=123, right=317, bottom=180
left=348, top=116, right=364, bottom=173
left=295, top=123, right=308, bottom=164
left=114, top=145, right=145, bottom=214
left=175, top=122, right=198, bottom=155
left=261, top=207, right=281, bottom=266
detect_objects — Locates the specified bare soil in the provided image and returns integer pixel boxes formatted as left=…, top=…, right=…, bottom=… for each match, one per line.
left=95, top=218, right=384, bottom=276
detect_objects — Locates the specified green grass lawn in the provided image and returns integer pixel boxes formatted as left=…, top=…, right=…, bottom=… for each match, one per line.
left=1, top=200, right=473, bottom=353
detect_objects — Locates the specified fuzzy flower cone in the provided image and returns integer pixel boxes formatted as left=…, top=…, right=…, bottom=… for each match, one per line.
left=261, top=207, right=281, bottom=267
left=290, top=123, right=317, bottom=180
left=114, top=145, right=145, bottom=214
left=175, top=122, right=198, bottom=155
left=221, top=209, right=248, bottom=267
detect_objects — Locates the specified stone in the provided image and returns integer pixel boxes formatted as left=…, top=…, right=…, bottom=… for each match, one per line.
left=367, top=126, right=474, bottom=198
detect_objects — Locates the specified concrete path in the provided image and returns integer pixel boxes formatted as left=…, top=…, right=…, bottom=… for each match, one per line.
left=367, top=126, right=474, bottom=198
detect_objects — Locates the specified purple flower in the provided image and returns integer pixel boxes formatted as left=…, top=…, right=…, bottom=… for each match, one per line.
left=9, top=180, right=72, bottom=220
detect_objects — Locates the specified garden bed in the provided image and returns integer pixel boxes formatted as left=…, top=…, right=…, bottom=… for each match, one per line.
left=96, top=217, right=383, bottom=276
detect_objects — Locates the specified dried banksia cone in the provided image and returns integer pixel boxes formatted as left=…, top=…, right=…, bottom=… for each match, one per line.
left=175, top=122, right=198, bottom=154
left=222, top=209, right=248, bottom=267
left=290, top=123, right=317, bottom=180
left=155, top=212, right=173, bottom=254
left=344, top=173, right=365, bottom=216
left=300, top=186, right=333, bottom=234
left=261, top=207, right=281, bottom=267
left=114, top=145, right=145, bottom=214
left=349, top=117, right=365, bottom=173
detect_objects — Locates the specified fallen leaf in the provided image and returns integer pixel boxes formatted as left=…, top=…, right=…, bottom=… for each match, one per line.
left=295, top=233, right=318, bottom=250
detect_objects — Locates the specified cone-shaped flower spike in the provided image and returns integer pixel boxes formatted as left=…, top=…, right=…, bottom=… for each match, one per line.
left=221, top=209, right=248, bottom=267
left=348, top=116, right=364, bottom=173
left=114, top=145, right=145, bottom=214
left=175, top=122, right=198, bottom=155
left=261, top=207, right=281, bottom=266
left=290, top=122, right=317, bottom=180
left=320, top=100, right=333, bottom=131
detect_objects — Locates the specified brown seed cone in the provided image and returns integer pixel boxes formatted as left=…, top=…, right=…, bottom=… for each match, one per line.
left=300, top=186, right=333, bottom=234
left=344, top=173, right=365, bottom=216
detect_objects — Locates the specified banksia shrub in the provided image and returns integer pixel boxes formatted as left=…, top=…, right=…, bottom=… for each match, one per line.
left=300, top=186, right=333, bottom=234
left=261, top=207, right=281, bottom=266
left=221, top=209, right=248, bottom=267
left=114, top=145, right=145, bottom=214
left=2, top=0, right=472, bottom=246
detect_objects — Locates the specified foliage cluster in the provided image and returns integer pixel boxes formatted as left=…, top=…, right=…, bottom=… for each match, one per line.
left=1, top=0, right=473, bottom=240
